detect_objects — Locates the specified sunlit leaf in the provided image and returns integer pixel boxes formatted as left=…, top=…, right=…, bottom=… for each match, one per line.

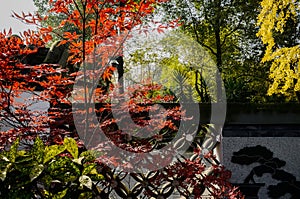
left=31, top=137, right=45, bottom=163
left=79, top=175, right=93, bottom=190
left=8, top=138, right=19, bottom=163
left=64, top=137, right=78, bottom=159
left=29, top=164, right=44, bottom=181
left=43, top=145, right=66, bottom=164
left=52, top=188, right=68, bottom=199
left=0, top=163, right=11, bottom=181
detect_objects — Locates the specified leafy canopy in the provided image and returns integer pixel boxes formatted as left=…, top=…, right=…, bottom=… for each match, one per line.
left=257, top=0, right=300, bottom=97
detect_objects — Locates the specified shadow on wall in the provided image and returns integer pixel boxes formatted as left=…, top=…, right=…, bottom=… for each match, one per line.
left=231, top=145, right=300, bottom=199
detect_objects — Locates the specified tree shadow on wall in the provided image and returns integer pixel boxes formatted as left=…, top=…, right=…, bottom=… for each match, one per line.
left=231, top=145, right=300, bottom=198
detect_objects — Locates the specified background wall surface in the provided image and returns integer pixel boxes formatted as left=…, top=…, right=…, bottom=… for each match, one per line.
left=222, top=104, right=300, bottom=199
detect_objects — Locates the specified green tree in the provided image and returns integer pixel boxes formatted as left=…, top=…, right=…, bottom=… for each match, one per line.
left=158, top=0, right=281, bottom=102
left=126, top=30, right=218, bottom=103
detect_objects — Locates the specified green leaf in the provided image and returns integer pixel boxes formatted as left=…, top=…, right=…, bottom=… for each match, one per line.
left=79, top=192, right=93, bottom=199
left=1, top=155, right=9, bottom=162
left=47, top=157, right=80, bottom=182
left=43, top=189, right=50, bottom=197
left=72, top=156, right=84, bottom=165
left=79, top=151, right=95, bottom=162
left=0, top=163, right=11, bottom=181
left=82, top=163, right=96, bottom=175
left=64, top=137, right=78, bottom=159
left=79, top=150, right=100, bottom=162
left=52, top=188, right=68, bottom=199
left=8, top=138, right=19, bottom=162
left=79, top=175, right=93, bottom=190
left=17, top=150, right=26, bottom=156
left=30, top=164, right=44, bottom=181
left=43, top=145, right=66, bottom=164
left=15, top=153, right=33, bottom=164
left=32, top=137, right=45, bottom=163
left=90, top=173, right=104, bottom=181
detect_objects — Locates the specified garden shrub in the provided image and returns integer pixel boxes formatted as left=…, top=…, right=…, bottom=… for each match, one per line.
left=0, top=137, right=103, bottom=199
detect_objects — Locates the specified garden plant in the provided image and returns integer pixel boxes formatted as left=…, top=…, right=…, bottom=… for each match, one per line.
left=0, top=0, right=245, bottom=198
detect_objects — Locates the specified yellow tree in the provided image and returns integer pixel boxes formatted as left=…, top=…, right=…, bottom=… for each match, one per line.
left=257, top=0, right=300, bottom=100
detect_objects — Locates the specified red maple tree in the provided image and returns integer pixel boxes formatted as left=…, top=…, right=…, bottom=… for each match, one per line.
left=0, top=0, right=244, bottom=198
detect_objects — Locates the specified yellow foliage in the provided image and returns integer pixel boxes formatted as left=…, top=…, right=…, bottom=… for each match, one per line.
left=257, top=0, right=300, bottom=96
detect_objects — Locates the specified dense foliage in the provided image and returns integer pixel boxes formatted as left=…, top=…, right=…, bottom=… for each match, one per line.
left=0, top=137, right=104, bottom=198
left=0, top=0, right=245, bottom=198
left=257, top=0, right=300, bottom=100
